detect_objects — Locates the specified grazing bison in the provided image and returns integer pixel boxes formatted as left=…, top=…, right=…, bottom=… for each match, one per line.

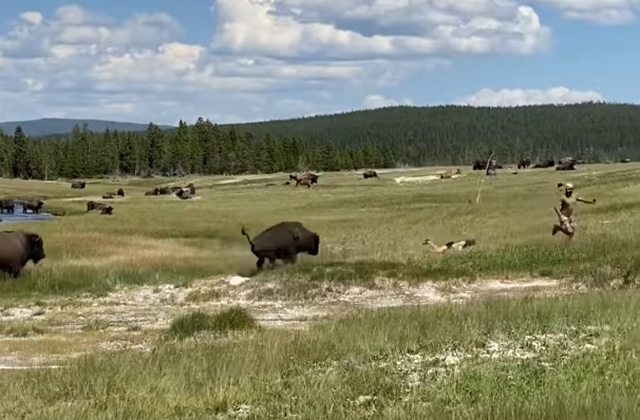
left=241, top=222, right=320, bottom=271
left=296, top=178, right=313, bottom=188
left=556, top=162, right=577, bottom=171
left=86, top=201, right=113, bottom=215
left=295, top=173, right=319, bottom=187
left=363, top=170, right=378, bottom=179
left=176, top=189, right=192, bottom=200
left=517, top=158, right=531, bottom=169
left=621, top=159, right=631, bottom=163
left=472, top=160, right=502, bottom=171
left=558, top=157, right=577, bottom=166
left=22, top=200, right=44, bottom=214
left=71, top=181, right=86, bottom=189
left=0, top=200, right=15, bottom=214
left=533, top=160, right=555, bottom=169
left=117, top=188, right=125, bottom=197
left=0, top=231, right=46, bottom=278
left=144, top=188, right=158, bottom=196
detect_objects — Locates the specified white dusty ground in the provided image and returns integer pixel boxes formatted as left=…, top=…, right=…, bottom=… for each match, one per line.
left=0, top=276, right=570, bottom=369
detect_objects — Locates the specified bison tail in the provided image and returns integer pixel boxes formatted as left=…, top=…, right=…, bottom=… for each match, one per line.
left=241, top=225, right=255, bottom=250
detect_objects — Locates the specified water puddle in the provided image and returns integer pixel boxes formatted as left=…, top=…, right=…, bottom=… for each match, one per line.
left=0, top=212, right=54, bottom=224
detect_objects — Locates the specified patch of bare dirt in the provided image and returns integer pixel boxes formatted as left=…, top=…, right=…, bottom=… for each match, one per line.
left=0, top=276, right=568, bottom=369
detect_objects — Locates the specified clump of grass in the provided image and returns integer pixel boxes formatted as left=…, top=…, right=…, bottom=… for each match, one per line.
left=0, top=323, right=47, bottom=337
left=168, top=307, right=257, bottom=339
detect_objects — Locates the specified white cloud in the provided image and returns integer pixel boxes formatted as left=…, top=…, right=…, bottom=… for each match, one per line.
left=457, top=87, right=604, bottom=107
left=530, top=0, right=640, bottom=24
left=0, top=2, right=620, bottom=125
left=212, top=0, right=551, bottom=59
left=362, top=94, right=412, bottom=109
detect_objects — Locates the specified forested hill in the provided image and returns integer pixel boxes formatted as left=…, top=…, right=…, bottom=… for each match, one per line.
left=224, top=102, right=640, bottom=164
left=1, top=102, right=639, bottom=180
left=0, top=118, right=174, bottom=137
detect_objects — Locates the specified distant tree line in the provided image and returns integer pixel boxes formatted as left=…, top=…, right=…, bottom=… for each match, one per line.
left=1, top=102, right=639, bottom=180
left=0, top=119, right=394, bottom=179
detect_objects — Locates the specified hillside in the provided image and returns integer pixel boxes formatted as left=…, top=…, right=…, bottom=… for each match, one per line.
left=223, top=102, right=640, bottom=164
left=0, top=118, right=174, bottom=137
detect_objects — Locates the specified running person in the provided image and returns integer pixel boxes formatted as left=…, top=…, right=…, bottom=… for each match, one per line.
left=552, top=183, right=596, bottom=239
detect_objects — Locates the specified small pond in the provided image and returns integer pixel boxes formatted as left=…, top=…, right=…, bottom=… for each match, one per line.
left=0, top=212, right=54, bottom=224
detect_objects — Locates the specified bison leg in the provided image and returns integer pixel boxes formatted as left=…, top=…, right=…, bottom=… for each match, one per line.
left=283, top=254, right=298, bottom=265
left=256, top=258, right=265, bottom=271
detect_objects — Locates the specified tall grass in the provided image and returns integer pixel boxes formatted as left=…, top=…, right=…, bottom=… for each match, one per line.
left=3, top=289, right=640, bottom=418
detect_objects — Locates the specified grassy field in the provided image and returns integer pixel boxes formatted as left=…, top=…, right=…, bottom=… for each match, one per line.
left=2, top=163, right=640, bottom=418
left=1, top=163, right=640, bottom=299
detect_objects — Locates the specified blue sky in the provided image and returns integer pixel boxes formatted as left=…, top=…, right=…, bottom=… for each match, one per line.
left=1, top=1, right=638, bottom=125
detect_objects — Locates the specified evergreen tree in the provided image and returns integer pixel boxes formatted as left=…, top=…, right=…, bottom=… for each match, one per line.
left=12, top=126, right=28, bottom=179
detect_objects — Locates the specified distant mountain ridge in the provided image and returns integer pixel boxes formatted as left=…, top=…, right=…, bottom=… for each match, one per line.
left=0, top=118, right=174, bottom=137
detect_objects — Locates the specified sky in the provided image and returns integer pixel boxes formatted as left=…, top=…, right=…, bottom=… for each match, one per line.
left=1, top=1, right=639, bottom=126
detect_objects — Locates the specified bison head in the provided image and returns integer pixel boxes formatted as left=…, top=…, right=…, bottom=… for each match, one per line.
left=26, top=233, right=46, bottom=264
left=309, top=233, right=320, bottom=255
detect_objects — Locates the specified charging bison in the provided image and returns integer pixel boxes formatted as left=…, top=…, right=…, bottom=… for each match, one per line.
left=0, top=231, right=46, bottom=278
left=241, top=222, right=320, bottom=271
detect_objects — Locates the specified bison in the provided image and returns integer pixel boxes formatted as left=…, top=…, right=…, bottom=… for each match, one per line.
left=241, top=221, right=320, bottom=271
left=363, top=170, right=378, bottom=179
left=22, top=200, right=44, bottom=214
left=533, top=160, right=555, bottom=169
left=117, top=188, right=125, bottom=197
left=0, top=200, right=15, bottom=214
left=0, top=231, right=46, bottom=278
left=86, top=201, right=113, bottom=215
left=621, top=159, right=631, bottom=163
left=517, top=158, right=531, bottom=169
left=472, top=160, right=502, bottom=171
left=71, top=181, right=86, bottom=189
left=185, top=183, right=196, bottom=195
left=102, top=192, right=116, bottom=199
left=296, top=178, right=313, bottom=188
left=556, top=162, right=577, bottom=171
left=176, top=189, right=192, bottom=200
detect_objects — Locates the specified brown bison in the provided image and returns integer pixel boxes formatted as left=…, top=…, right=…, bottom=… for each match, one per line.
left=296, top=178, right=313, bottom=188
left=86, top=201, right=113, bottom=215
left=102, top=192, right=115, bottom=199
left=517, top=158, right=531, bottom=169
left=472, top=160, right=502, bottom=171
left=363, top=170, right=378, bottom=179
left=117, top=188, right=125, bottom=197
left=185, top=183, right=196, bottom=195
left=556, top=162, right=577, bottom=171
left=0, top=231, right=46, bottom=278
left=176, top=189, right=192, bottom=200
left=241, top=221, right=320, bottom=271
left=295, top=173, right=319, bottom=187
left=71, top=181, right=86, bottom=189
left=22, top=200, right=44, bottom=214
left=533, top=160, right=555, bottom=169
left=0, top=200, right=15, bottom=214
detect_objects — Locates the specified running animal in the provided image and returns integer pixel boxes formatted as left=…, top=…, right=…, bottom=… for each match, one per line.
left=423, top=238, right=476, bottom=254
